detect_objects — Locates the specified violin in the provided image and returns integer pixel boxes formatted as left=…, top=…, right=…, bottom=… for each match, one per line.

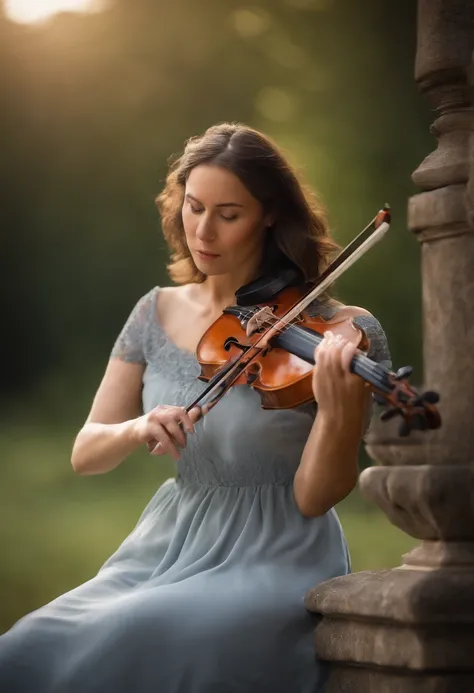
left=192, top=285, right=440, bottom=436
left=165, top=206, right=441, bottom=438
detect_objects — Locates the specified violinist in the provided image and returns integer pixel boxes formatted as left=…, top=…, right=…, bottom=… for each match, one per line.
left=0, top=122, right=392, bottom=693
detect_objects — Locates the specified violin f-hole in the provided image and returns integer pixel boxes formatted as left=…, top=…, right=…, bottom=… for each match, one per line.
left=223, top=336, right=247, bottom=353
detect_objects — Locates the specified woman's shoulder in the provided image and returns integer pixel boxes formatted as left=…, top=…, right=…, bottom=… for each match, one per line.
left=153, top=283, right=197, bottom=327
left=109, top=286, right=160, bottom=363
left=133, top=285, right=160, bottom=309
left=127, top=284, right=189, bottom=322
left=155, top=283, right=189, bottom=308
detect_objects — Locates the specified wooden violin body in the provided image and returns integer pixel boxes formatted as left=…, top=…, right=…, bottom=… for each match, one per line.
left=196, top=287, right=369, bottom=409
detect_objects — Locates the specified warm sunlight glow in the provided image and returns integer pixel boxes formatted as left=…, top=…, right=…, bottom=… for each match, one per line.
left=4, top=0, right=103, bottom=24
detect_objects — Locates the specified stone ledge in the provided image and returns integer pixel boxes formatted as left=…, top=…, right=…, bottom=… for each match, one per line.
left=321, top=665, right=474, bottom=693
left=313, top=618, right=474, bottom=670
left=304, top=568, right=474, bottom=624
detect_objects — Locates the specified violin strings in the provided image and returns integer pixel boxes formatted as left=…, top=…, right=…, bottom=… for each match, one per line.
left=290, top=327, right=392, bottom=392
left=248, top=311, right=392, bottom=393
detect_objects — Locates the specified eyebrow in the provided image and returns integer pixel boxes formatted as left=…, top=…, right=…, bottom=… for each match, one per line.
left=185, top=193, right=244, bottom=208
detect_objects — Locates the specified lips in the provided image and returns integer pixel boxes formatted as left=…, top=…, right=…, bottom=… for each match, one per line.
left=195, top=250, right=220, bottom=258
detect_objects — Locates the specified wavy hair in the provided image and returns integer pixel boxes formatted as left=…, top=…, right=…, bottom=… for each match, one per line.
left=156, top=122, right=339, bottom=287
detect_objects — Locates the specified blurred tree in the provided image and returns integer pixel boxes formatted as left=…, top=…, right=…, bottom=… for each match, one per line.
left=0, top=0, right=432, bottom=406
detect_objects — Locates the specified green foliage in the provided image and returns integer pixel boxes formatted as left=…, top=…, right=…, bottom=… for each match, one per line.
left=1, top=0, right=432, bottom=394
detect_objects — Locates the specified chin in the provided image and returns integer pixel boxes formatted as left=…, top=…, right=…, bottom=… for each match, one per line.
left=200, top=266, right=228, bottom=277
left=193, top=256, right=227, bottom=276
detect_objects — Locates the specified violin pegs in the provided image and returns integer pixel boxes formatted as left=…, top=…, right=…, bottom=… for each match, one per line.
left=411, top=414, right=428, bottom=431
left=395, top=365, right=413, bottom=381
left=422, top=390, right=440, bottom=404
left=380, top=407, right=400, bottom=422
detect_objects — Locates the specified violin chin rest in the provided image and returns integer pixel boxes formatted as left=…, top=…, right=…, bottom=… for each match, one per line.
left=235, top=267, right=302, bottom=306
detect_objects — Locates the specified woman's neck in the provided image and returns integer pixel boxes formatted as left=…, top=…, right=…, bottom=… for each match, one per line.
left=196, top=266, right=260, bottom=313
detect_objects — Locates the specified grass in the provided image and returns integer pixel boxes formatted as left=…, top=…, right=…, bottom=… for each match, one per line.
left=0, top=423, right=417, bottom=634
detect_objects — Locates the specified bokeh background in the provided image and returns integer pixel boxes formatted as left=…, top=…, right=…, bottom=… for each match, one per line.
left=1, top=0, right=433, bottom=633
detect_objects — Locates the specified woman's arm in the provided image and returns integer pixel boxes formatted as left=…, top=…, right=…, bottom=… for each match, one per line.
left=293, top=392, right=370, bottom=518
left=71, top=358, right=200, bottom=476
left=71, top=287, right=203, bottom=475
left=71, top=359, right=145, bottom=475
left=293, top=326, right=373, bottom=518
left=71, top=289, right=157, bottom=476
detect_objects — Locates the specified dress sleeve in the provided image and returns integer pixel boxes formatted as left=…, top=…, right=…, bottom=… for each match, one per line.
left=307, top=299, right=392, bottom=369
left=109, top=288, right=157, bottom=364
left=352, top=314, right=392, bottom=370
left=352, top=313, right=392, bottom=435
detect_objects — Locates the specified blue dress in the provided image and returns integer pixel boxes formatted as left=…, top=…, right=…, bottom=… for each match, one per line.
left=0, top=286, right=391, bottom=693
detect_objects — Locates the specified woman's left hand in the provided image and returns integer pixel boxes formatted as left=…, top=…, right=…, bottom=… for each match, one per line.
left=312, top=330, right=369, bottom=424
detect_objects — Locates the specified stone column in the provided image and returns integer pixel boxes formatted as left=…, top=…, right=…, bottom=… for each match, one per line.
left=304, top=2, right=474, bottom=691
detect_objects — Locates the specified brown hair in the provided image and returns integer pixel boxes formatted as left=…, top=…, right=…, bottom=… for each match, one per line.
left=156, top=122, right=339, bottom=286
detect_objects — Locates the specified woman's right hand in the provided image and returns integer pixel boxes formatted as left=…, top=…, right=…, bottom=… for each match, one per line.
left=133, top=405, right=201, bottom=460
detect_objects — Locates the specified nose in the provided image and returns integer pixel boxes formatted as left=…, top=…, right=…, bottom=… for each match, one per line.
left=195, top=214, right=216, bottom=243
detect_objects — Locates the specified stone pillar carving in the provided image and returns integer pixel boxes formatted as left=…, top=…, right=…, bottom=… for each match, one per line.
left=304, top=2, right=474, bottom=691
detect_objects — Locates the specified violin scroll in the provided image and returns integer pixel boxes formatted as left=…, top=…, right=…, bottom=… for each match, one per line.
left=373, top=365, right=441, bottom=437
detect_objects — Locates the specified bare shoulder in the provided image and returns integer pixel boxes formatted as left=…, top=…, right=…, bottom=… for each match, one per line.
left=156, top=283, right=208, bottom=352
left=157, top=284, right=194, bottom=316
left=156, top=284, right=183, bottom=308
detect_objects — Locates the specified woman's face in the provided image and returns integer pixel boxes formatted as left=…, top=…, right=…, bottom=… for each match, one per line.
left=182, top=164, right=271, bottom=280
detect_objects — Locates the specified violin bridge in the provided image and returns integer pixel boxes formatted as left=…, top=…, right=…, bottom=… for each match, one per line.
left=245, top=306, right=275, bottom=337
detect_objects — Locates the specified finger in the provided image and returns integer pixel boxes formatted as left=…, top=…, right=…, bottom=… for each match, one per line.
left=165, top=419, right=187, bottom=449
left=319, top=333, right=348, bottom=375
left=326, top=332, right=348, bottom=352
left=332, top=339, right=350, bottom=376
left=314, top=330, right=333, bottom=361
left=341, top=341, right=358, bottom=373
left=153, top=407, right=189, bottom=441
left=188, top=406, right=202, bottom=425
left=149, top=423, right=180, bottom=460
left=321, top=330, right=335, bottom=346
left=162, top=407, right=194, bottom=444
left=315, top=330, right=342, bottom=363
left=146, top=437, right=158, bottom=453
left=178, top=407, right=196, bottom=434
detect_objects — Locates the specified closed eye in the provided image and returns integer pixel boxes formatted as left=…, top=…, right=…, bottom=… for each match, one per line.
left=188, top=200, right=237, bottom=222
left=189, top=203, right=204, bottom=215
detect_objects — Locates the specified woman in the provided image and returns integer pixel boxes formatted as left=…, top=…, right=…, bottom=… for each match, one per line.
left=0, top=123, right=391, bottom=692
